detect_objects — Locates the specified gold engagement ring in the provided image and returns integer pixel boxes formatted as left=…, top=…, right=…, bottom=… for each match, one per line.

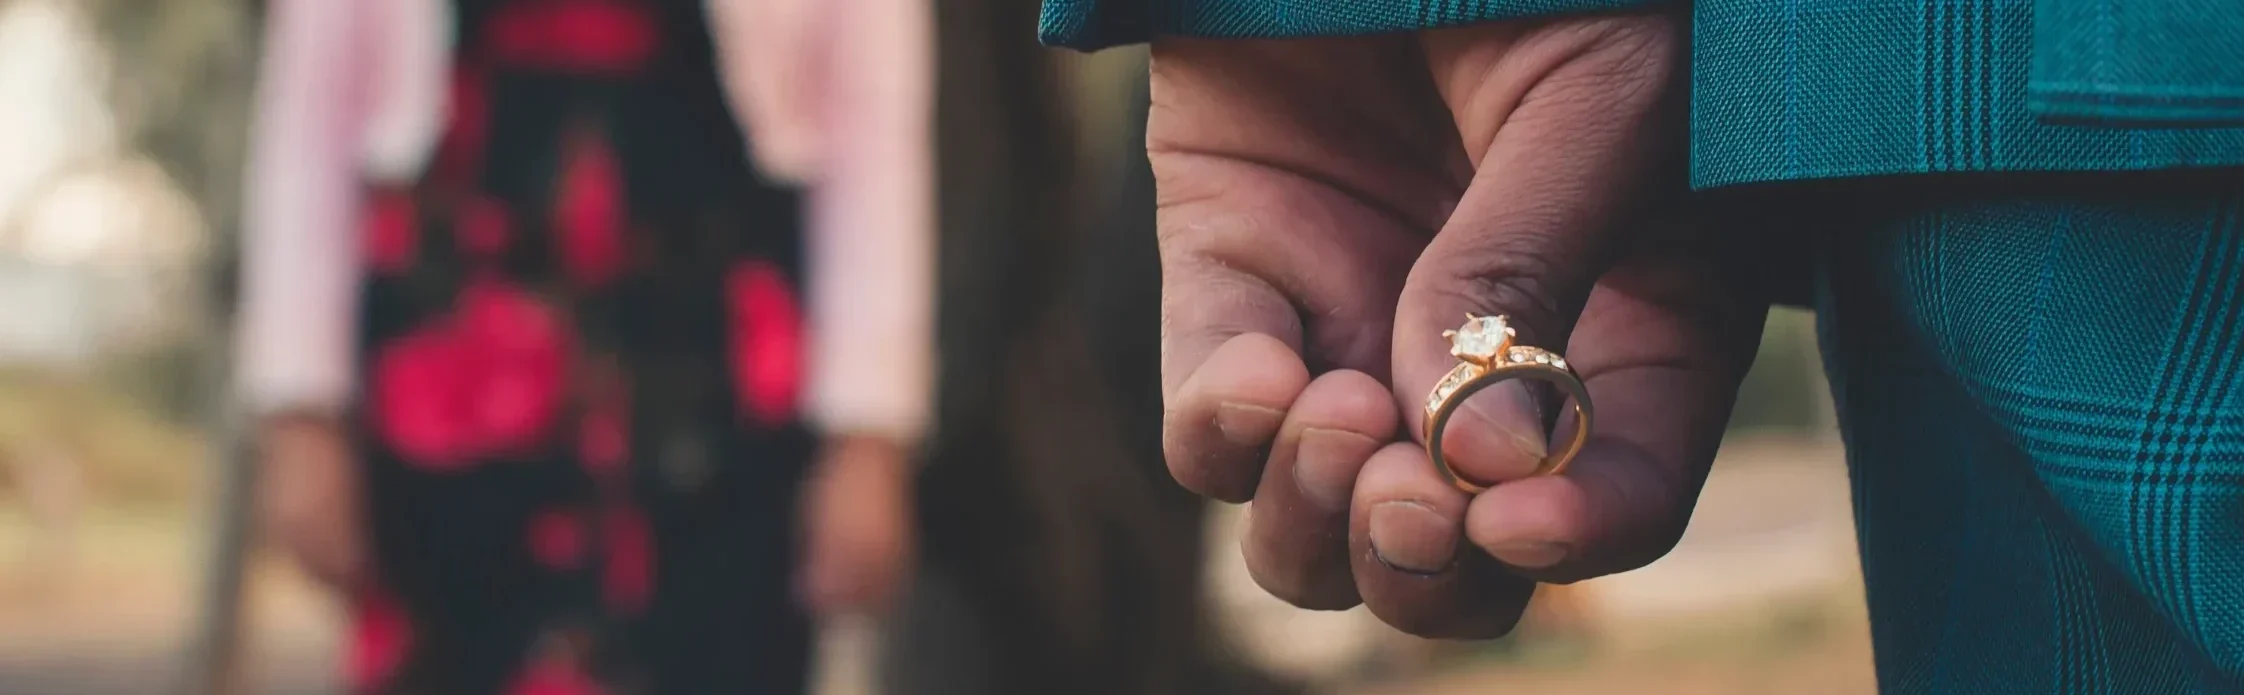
left=1423, top=315, right=1593, bottom=494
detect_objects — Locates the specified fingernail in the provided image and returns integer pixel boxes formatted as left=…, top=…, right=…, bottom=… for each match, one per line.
left=1467, top=396, right=1547, bottom=461
left=1488, top=541, right=1571, bottom=569
left=1454, top=395, right=1548, bottom=479
left=1294, top=428, right=1375, bottom=511
left=1215, top=403, right=1285, bottom=448
left=1504, top=429, right=1547, bottom=463
left=1367, top=501, right=1458, bottom=574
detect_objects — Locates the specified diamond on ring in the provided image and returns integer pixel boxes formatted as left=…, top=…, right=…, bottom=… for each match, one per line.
left=1444, top=314, right=1515, bottom=363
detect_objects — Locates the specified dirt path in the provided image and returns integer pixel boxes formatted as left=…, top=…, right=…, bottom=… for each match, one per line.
left=0, top=437, right=1868, bottom=694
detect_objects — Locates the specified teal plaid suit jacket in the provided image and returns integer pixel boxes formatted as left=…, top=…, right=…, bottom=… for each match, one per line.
left=1041, top=1, right=2244, bottom=692
left=1041, top=0, right=2244, bottom=187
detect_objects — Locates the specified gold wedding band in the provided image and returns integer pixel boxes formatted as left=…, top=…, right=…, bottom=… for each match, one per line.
left=1422, top=315, right=1593, bottom=494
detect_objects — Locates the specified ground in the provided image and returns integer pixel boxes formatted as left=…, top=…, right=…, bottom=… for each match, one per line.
left=0, top=436, right=1870, bottom=694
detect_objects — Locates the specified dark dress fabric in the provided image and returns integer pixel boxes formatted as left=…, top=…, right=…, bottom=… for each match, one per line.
left=345, top=1, right=812, bottom=693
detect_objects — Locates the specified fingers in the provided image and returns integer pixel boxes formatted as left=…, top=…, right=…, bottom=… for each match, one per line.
left=1339, top=253, right=1757, bottom=639
left=1396, top=15, right=1685, bottom=488
left=1465, top=257, right=1765, bottom=582
left=1166, top=334, right=1311, bottom=501
left=1151, top=38, right=1445, bottom=503
left=1149, top=19, right=1730, bottom=643
left=1348, top=443, right=1535, bottom=638
left=1152, top=157, right=1417, bottom=502
left=1241, top=370, right=1396, bottom=609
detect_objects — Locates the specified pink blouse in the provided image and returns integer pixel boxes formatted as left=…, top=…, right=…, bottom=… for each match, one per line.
left=236, top=0, right=935, bottom=442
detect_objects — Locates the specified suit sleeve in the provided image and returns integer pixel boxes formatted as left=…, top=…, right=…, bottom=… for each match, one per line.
left=1041, top=0, right=1665, bottom=50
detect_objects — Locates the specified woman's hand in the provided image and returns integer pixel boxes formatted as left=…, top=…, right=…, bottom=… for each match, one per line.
left=256, top=412, right=368, bottom=590
left=1148, top=11, right=1767, bottom=638
left=795, top=434, right=916, bottom=617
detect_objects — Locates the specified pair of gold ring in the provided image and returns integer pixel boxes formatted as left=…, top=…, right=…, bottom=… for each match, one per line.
left=1423, top=315, right=1592, bottom=494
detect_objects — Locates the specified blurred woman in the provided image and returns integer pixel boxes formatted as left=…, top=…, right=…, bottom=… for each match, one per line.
left=237, top=0, right=931, bottom=691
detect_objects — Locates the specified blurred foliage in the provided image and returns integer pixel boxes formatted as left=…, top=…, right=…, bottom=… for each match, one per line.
left=71, top=0, right=261, bottom=428
left=100, top=340, right=214, bottom=424
left=1728, top=308, right=1833, bottom=435
left=79, top=0, right=258, bottom=247
left=0, top=0, right=256, bottom=509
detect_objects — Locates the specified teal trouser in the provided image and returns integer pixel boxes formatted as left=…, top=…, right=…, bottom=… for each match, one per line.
left=1817, top=175, right=2244, bottom=692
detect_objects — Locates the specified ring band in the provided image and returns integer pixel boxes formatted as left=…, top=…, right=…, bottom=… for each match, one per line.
left=1423, top=315, right=1593, bottom=494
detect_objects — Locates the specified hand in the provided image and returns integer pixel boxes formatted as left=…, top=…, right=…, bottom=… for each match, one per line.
left=1149, top=11, right=1767, bottom=637
left=795, top=434, right=916, bottom=617
left=256, top=412, right=367, bottom=590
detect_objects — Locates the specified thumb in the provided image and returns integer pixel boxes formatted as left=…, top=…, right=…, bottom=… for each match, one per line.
left=1394, top=14, right=1683, bottom=489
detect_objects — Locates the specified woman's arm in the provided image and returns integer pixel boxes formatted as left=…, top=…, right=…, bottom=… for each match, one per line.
left=709, top=0, right=936, bottom=617
left=239, top=0, right=398, bottom=591
left=235, top=0, right=378, bottom=416
left=708, top=0, right=821, bottom=184
left=710, top=0, right=938, bottom=445
left=800, top=0, right=937, bottom=444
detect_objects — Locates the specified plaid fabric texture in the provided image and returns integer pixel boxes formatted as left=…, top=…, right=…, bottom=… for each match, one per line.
left=1816, top=179, right=2244, bottom=693
left=2030, top=0, right=2244, bottom=126
left=1040, top=0, right=2244, bottom=188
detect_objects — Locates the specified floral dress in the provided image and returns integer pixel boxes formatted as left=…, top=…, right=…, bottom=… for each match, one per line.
left=345, top=0, right=814, bottom=692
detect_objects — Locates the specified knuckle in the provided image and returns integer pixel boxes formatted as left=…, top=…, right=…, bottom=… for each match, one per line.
left=1525, top=450, right=1696, bottom=584
left=1158, top=260, right=1303, bottom=396
left=1372, top=606, right=1449, bottom=638
left=1166, top=458, right=1255, bottom=504
left=1391, top=618, right=1450, bottom=639
left=1243, top=545, right=1362, bottom=611
left=1426, top=239, right=1573, bottom=343
left=1581, top=15, right=1681, bottom=74
left=1554, top=15, right=1682, bottom=93
left=1279, top=585, right=1364, bottom=612
left=1512, top=14, right=1683, bottom=131
left=1162, top=422, right=1259, bottom=503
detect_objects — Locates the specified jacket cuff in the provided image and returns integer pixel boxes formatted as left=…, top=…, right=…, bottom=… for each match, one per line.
left=1040, top=0, right=1664, bottom=50
left=2028, top=0, right=2244, bottom=127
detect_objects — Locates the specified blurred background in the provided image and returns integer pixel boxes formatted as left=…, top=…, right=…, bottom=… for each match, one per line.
left=0, top=0, right=1870, bottom=693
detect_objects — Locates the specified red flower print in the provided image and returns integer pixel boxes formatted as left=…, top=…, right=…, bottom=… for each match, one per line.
left=370, top=282, right=573, bottom=469
left=726, top=261, right=804, bottom=427
left=457, top=196, right=512, bottom=259
left=601, top=507, right=655, bottom=614
left=527, top=508, right=587, bottom=569
left=579, top=399, right=629, bottom=478
left=456, top=281, right=573, bottom=455
left=346, top=589, right=414, bottom=692
left=487, top=0, right=658, bottom=75
left=363, top=191, right=418, bottom=274
left=554, top=139, right=627, bottom=288
left=505, top=658, right=608, bottom=695
left=370, top=330, right=476, bottom=469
